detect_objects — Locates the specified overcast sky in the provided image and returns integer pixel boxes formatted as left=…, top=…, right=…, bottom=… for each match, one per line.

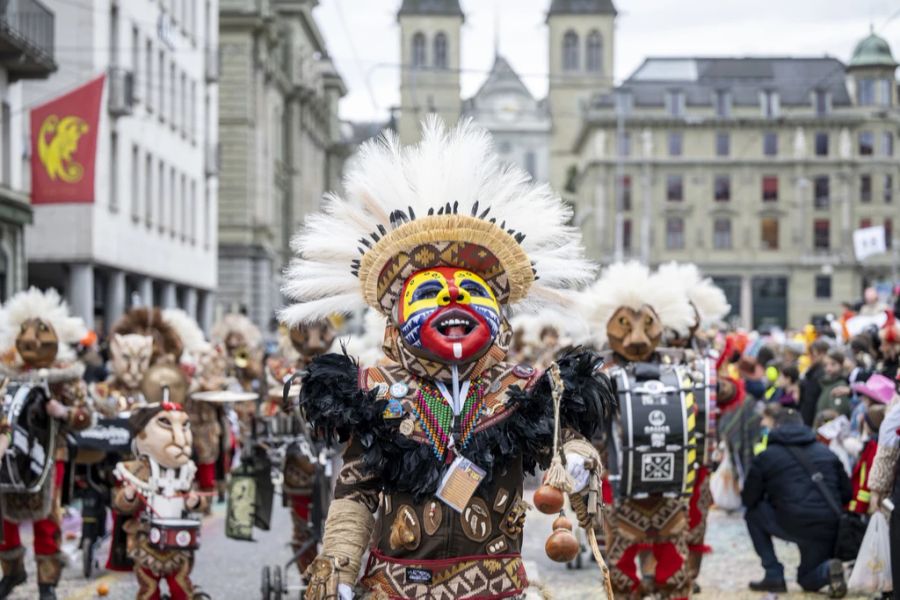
left=313, top=0, right=900, bottom=122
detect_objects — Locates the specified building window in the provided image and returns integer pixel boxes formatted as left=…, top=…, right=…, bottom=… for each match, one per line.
left=762, top=175, right=778, bottom=202
left=814, top=132, right=828, bottom=156
left=170, top=166, right=177, bottom=236
left=886, top=218, right=894, bottom=248
left=109, top=132, right=118, bottom=212
left=563, top=30, right=579, bottom=71
left=763, top=131, right=778, bottom=156
left=715, top=131, right=729, bottom=156
left=668, top=132, right=683, bottom=156
left=158, top=50, right=165, bottom=121
left=179, top=72, right=187, bottom=135
left=524, top=151, right=536, bottom=179
left=1, top=102, right=9, bottom=186
left=813, top=175, right=829, bottom=210
left=713, top=218, right=732, bottom=249
left=761, top=218, right=779, bottom=250
left=885, top=174, right=893, bottom=204
left=666, top=174, right=683, bottom=202
left=619, top=175, right=632, bottom=211
left=814, top=89, right=829, bottom=116
left=714, top=174, right=730, bottom=202
left=145, top=153, right=153, bottom=226
left=586, top=31, right=602, bottom=72
left=617, top=131, right=630, bottom=156
left=715, top=89, right=731, bottom=118
left=666, top=90, right=685, bottom=118
left=131, top=144, right=139, bottom=221
left=145, top=39, right=153, bottom=112
left=814, top=219, right=830, bottom=250
left=883, top=132, right=894, bottom=156
left=433, top=32, right=448, bottom=69
left=666, top=217, right=685, bottom=250
left=412, top=32, right=426, bottom=68
left=878, top=79, right=892, bottom=106
left=158, top=161, right=165, bottom=232
left=858, top=79, right=875, bottom=105
left=622, top=218, right=632, bottom=251
left=861, top=174, right=872, bottom=203
left=859, top=131, right=874, bottom=155
left=761, top=90, right=779, bottom=118
left=204, top=186, right=212, bottom=249
left=190, top=180, right=197, bottom=243
left=131, top=26, right=140, bottom=102
left=180, top=173, right=187, bottom=240
left=815, top=275, right=832, bottom=299
left=169, top=60, right=176, bottom=127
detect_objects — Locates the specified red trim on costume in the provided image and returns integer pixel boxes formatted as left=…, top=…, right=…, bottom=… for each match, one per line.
left=196, top=462, right=216, bottom=491
left=292, top=496, right=312, bottom=521
left=688, top=466, right=709, bottom=530
left=161, top=401, right=183, bottom=412
left=652, top=541, right=685, bottom=585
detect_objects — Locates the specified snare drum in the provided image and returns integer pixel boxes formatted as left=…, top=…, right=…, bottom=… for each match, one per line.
left=148, top=518, right=200, bottom=551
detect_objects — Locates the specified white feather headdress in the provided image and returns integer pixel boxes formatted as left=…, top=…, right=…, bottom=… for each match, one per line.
left=211, top=313, right=263, bottom=350
left=280, top=117, right=595, bottom=325
left=162, top=309, right=209, bottom=355
left=579, top=261, right=666, bottom=346
left=652, top=262, right=730, bottom=332
left=0, top=287, right=87, bottom=362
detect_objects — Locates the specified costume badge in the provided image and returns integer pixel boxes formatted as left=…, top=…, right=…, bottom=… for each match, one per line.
left=436, top=456, right=485, bottom=513
left=399, top=418, right=416, bottom=436
left=383, top=398, right=404, bottom=420
left=512, top=364, right=535, bottom=379
left=390, top=382, right=409, bottom=398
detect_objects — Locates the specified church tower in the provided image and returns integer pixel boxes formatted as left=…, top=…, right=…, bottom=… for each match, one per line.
left=546, top=0, right=616, bottom=195
left=397, top=0, right=464, bottom=144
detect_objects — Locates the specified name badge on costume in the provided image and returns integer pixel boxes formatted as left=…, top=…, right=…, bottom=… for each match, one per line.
left=383, top=398, right=404, bottom=419
left=436, top=456, right=485, bottom=513
left=405, top=567, right=432, bottom=584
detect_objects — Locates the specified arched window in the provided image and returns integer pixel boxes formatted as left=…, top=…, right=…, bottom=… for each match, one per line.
left=586, top=31, right=602, bottom=73
left=412, top=32, right=426, bottom=68
left=434, top=32, right=448, bottom=69
left=562, top=30, right=579, bottom=71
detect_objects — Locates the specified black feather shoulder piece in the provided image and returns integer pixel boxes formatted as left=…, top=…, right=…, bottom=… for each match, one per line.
left=298, top=352, right=382, bottom=445
left=555, top=348, right=618, bottom=439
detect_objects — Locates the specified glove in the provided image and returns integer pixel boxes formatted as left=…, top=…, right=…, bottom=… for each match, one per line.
left=566, top=453, right=589, bottom=494
left=304, top=556, right=343, bottom=600
left=338, top=584, right=353, bottom=600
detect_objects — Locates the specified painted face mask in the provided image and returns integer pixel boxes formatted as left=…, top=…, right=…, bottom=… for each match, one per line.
left=397, top=267, right=501, bottom=365
left=16, top=318, right=59, bottom=368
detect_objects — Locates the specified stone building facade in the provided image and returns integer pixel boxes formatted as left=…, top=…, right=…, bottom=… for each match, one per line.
left=24, top=0, right=219, bottom=332
left=218, top=0, right=345, bottom=332
left=572, top=38, right=899, bottom=329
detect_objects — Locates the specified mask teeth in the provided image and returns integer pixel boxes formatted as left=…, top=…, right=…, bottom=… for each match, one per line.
left=453, top=343, right=462, bottom=359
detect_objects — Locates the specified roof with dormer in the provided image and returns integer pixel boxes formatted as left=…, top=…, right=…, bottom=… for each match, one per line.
left=397, top=0, right=464, bottom=17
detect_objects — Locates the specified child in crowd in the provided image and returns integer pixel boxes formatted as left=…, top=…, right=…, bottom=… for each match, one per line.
left=771, top=365, right=800, bottom=409
left=848, top=403, right=886, bottom=514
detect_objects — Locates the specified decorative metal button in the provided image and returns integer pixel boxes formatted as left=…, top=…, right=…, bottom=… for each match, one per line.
left=399, top=418, right=416, bottom=437
left=390, top=382, right=409, bottom=398
left=512, top=364, right=535, bottom=378
left=460, top=498, right=492, bottom=543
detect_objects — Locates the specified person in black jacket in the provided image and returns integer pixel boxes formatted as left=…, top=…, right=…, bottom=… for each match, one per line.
left=742, top=409, right=850, bottom=597
left=799, top=339, right=830, bottom=426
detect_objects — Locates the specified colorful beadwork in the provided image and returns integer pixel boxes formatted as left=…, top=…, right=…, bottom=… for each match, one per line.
left=411, top=377, right=488, bottom=461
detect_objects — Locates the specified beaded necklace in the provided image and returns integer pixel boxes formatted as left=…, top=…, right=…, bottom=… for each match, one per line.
left=412, top=377, right=488, bottom=461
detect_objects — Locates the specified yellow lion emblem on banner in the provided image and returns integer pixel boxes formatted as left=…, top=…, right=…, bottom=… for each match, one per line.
left=38, top=114, right=89, bottom=183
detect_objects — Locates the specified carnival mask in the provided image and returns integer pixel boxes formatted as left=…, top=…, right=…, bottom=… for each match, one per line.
left=133, top=406, right=193, bottom=469
left=16, top=318, right=59, bottom=368
left=290, top=323, right=335, bottom=357
left=196, top=346, right=228, bottom=391
left=397, top=267, right=501, bottom=365
left=607, top=305, right=662, bottom=362
left=110, top=333, right=153, bottom=389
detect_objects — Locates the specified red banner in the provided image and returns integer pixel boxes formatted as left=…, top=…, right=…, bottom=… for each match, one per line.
left=30, top=75, right=105, bottom=204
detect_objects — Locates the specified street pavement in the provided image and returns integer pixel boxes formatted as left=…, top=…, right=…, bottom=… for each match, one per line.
left=8, top=498, right=871, bottom=599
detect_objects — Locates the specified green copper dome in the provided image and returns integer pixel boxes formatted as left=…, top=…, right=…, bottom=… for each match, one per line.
left=849, top=31, right=897, bottom=69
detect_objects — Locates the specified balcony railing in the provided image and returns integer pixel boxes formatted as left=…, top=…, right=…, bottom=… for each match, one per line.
left=0, top=0, right=55, bottom=80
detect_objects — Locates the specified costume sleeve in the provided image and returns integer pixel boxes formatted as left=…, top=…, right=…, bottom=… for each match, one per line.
left=112, top=461, right=143, bottom=515
left=332, top=437, right=382, bottom=514
left=58, top=379, right=92, bottom=431
left=868, top=444, right=900, bottom=495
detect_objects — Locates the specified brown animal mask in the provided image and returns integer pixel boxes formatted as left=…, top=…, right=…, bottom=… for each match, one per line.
left=606, top=305, right=662, bottom=362
left=110, top=333, right=153, bottom=389
left=131, top=405, right=193, bottom=469
left=290, top=323, right=335, bottom=357
left=16, top=318, right=59, bottom=368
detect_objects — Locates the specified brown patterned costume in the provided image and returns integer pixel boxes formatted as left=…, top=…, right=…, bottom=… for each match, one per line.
left=112, top=457, right=208, bottom=600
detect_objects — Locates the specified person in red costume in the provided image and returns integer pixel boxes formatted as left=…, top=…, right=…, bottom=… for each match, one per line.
left=0, top=288, right=91, bottom=600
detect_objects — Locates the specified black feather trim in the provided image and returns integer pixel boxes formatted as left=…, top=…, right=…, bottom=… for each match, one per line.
left=299, top=351, right=615, bottom=503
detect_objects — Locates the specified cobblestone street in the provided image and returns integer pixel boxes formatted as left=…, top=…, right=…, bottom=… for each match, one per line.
left=5, top=499, right=874, bottom=599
